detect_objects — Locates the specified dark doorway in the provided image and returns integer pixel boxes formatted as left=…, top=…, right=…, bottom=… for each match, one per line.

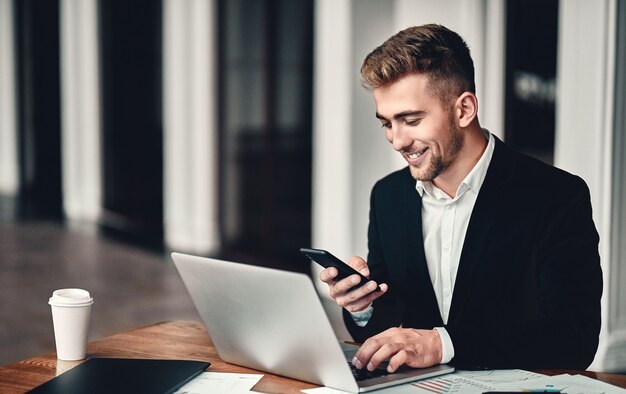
left=98, top=0, right=164, bottom=248
left=505, top=0, right=559, bottom=164
left=217, top=0, right=314, bottom=270
left=13, top=0, right=63, bottom=219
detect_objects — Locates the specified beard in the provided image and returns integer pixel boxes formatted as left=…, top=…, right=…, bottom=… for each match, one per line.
left=409, top=117, right=463, bottom=182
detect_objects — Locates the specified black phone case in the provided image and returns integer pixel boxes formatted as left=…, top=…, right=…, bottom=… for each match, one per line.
left=300, top=248, right=377, bottom=291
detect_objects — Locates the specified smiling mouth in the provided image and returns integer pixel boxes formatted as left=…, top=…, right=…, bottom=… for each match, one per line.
left=405, top=147, right=428, bottom=160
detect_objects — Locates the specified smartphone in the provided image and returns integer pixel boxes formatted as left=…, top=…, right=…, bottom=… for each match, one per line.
left=300, top=247, right=380, bottom=291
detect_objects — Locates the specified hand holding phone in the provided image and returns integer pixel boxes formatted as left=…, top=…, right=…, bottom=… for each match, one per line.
left=300, top=247, right=381, bottom=292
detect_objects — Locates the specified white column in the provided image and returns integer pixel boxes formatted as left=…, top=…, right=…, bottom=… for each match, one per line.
left=312, top=0, right=355, bottom=341
left=607, top=0, right=626, bottom=372
left=312, top=0, right=353, bottom=260
left=350, top=0, right=397, bottom=259
left=481, top=0, right=506, bottom=139
left=60, top=0, right=102, bottom=222
left=555, top=0, right=617, bottom=371
left=163, top=0, right=219, bottom=254
left=0, top=0, right=19, bottom=196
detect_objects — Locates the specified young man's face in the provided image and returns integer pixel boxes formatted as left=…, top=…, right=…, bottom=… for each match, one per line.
left=373, top=73, right=463, bottom=182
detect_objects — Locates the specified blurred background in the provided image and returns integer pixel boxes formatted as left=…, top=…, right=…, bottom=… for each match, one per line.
left=0, top=0, right=625, bottom=373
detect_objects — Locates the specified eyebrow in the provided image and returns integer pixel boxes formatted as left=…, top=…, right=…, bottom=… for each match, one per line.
left=375, top=110, right=427, bottom=120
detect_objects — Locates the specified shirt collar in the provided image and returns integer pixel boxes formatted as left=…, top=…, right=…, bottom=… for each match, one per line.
left=415, top=130, right=495, bottom=198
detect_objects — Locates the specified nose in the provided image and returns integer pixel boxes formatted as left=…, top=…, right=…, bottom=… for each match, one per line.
left=389, top=126, right=412, bottom=151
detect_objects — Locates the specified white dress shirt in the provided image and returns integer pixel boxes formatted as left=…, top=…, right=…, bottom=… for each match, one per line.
left=351, top=130, right=495, bottom=365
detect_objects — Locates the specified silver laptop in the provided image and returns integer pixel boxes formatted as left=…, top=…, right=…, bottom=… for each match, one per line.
left=171, top=252, right=453, bottom=393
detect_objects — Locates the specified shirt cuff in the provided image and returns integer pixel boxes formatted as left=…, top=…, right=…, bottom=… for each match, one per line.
left=433, top=327, right=455, bottom=364
left=349, top=304, right=374, bottom=327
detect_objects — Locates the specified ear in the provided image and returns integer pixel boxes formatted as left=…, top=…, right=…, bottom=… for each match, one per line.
left=454, top=92, right=478, bottom=128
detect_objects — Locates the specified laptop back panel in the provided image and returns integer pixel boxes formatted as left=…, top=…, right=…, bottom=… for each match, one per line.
left=171, top=253, right=359, bottom=393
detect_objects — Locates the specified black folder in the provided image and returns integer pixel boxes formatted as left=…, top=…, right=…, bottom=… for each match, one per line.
left=28, top=358, right=210, bottom=394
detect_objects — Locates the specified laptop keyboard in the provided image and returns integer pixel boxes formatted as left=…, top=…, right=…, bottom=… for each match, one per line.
left=349, top=362, right=389, bottom=381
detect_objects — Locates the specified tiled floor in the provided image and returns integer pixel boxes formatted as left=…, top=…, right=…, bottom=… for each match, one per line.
left=0, top=220, right=200, bottom=365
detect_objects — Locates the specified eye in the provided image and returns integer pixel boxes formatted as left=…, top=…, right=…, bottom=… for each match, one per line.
left=380, top=121, right=391, bottom=129
left=404, top=118, right=421, bottom=126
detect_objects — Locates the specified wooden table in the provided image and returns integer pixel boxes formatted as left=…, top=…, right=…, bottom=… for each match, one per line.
left=1, top=320, right=625, bottom=393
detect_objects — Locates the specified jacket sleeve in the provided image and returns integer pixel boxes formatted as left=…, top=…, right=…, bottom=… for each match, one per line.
left=343, top=180, right=406, bottom=342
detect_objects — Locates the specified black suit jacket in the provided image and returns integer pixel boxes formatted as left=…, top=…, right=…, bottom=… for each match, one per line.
left=343, top=137, right=602, bottom=370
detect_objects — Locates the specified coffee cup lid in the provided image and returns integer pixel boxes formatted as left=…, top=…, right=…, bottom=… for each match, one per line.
left=49, top=288, right=93, bottom=307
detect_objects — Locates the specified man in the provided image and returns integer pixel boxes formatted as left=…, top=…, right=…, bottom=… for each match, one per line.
left=320, top=24, right=602, bottom=372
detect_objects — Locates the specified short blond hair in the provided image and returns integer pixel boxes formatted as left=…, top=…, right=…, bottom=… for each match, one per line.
left=361, top=24, right=475, bottom=104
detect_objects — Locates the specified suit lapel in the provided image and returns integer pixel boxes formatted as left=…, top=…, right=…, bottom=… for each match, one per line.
left=401, top=170, right=442, bottom=324
left=448, top=138, right=516, bottom=324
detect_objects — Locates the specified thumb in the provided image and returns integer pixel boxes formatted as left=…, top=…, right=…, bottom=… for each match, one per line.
left=348, top=256, right=370, bottom=277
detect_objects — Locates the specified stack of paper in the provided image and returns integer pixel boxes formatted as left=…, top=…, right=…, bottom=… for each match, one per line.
left=495, top=373, right=626, bottom=394
left=302, top=369, right=626, bottom=394
left=175, top=372, right=264, bottom=394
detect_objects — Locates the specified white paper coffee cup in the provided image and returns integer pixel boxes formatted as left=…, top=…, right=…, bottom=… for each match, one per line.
left=49, top=288, right=93, bottom=361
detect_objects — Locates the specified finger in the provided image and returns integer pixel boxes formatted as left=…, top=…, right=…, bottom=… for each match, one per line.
left=338, top=278, right=393, bottom=312
left=319, top=267, right=338, bottom=283
left=347, top=256, right=370, bottom=277
left=342, top=284, right=380, bottom=312
left=332, top=275, right=364, bottom=304
left=353, top=335, right=384, bottom=369
left=343, top=299, right=372, bottom=313
left=367, top=342, right=400, bottom=371
left=353, top=326, right=404, bottom=369
left=338, top=277, right=386, bottom=307
left=370, top=282, right=388, bottom=296
left=334, top=273, right=363, bottom=294
left=387, top=350, right=409, bottom=373
left=343, top=281, right=388, bottom=310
